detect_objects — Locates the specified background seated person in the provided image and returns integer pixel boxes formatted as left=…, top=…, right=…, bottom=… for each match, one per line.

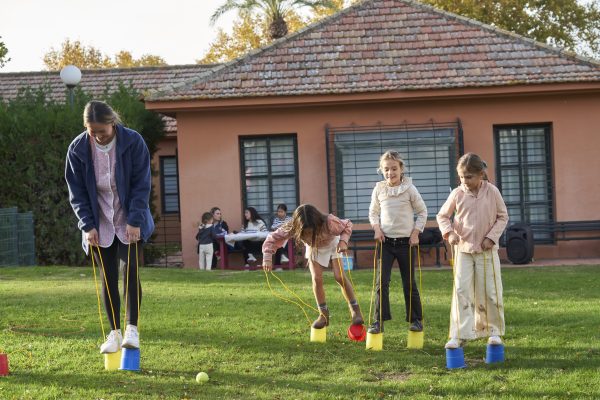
left=270, top=203, right=292, bottom=266
left=240, top=206, right=267, bottom=268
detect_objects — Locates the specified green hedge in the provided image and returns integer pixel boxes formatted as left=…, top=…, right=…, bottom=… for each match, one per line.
left=0, top=84, right=165, bottom=265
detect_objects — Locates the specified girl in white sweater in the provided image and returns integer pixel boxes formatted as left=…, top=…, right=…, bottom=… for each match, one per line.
left=368, top=150, right=428, bottom=334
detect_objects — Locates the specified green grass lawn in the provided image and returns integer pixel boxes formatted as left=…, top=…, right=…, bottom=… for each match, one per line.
left=1, top=265, right=599, bottom=399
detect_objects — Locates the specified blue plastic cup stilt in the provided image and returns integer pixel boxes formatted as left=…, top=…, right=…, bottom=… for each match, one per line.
left=119, top=348, right=141, bottom=372
left=446, top=347, right=466, bottom=369
left=342, top=257, right=353, bottom=271
left=485, top=344, right=505, bottom=364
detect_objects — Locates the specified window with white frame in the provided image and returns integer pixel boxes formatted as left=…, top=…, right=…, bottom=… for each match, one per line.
left=240, top=135, right=299, bottom=225
left=327, top=122, right=461, bottom=222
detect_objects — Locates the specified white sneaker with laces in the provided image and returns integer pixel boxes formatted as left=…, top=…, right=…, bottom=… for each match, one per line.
left=281, top=254, right=289, bottom=263
left=445, top=338, right=464, bottom=349
left=488, top=335, right=503, bottom=345
left=122, top=325, right=140, bottom=349
left=100, top=329, right=122, bottom=354
left=247, top=253, right=257, bottom=263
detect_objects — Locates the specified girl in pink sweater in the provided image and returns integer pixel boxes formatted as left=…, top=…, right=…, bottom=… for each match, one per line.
left=436, top=153, right=509, bottom=349
left=262, top=204, right=364, bottom=329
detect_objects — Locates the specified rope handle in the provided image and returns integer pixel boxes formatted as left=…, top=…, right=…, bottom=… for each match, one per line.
left=263, top=269, right=317, bottom=326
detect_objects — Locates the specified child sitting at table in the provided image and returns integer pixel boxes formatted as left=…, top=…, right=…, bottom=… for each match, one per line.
left=271, top=203, right=292, bottom=265
left=241, top=206, right=268, bottom=268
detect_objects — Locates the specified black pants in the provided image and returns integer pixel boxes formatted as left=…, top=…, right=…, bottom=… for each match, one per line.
left=91, top=236, right=142, bottom=330
left=373, top=237, right=422, bottom=323
left=241, top=240, right=263, bottom=263
left=273, top=243, right=289, bottom=265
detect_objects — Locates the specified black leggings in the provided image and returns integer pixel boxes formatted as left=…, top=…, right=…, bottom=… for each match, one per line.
left=373, top=238, right=422, bottom=323
left=91, top=236, right=142, bottom=330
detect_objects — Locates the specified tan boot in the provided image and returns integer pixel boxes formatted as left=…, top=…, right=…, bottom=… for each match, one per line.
left=350, top=303, right=364, bottom=325
left=312, top=309, right=329, bottom=329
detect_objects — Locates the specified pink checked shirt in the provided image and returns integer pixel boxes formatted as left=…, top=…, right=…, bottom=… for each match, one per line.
left=436, top=180, right=508, bottom=253
left=262, top=214, right=352, bottom=263
left=91, top=137, right=128, bottom=247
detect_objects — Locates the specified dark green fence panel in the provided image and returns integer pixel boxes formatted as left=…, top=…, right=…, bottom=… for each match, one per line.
left=0, top=207, right=36, bottom=266
left=0, top=207, right=19, bottom=266
left=17, top=211, right=35, bottom=266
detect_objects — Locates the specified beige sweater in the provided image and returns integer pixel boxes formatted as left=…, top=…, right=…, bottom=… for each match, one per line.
left=369, top=178, right=428, bottom=238
left=436, top=180, right=509, bottom=253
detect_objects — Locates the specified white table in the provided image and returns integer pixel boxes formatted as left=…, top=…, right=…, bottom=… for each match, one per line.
left=224, top=231, right=269, bottom=247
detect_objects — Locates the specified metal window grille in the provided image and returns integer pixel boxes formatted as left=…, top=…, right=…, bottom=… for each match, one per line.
left=494, top=124, right=554, bottom=243
left=240, top=135, right=299, bottom=226
left=160, top=156, right=180, bottom=214
left=326, top=121, right=462, bottom=222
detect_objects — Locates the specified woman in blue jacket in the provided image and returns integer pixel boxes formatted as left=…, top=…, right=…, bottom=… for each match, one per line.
left=65, top=100, right=154, bottom=354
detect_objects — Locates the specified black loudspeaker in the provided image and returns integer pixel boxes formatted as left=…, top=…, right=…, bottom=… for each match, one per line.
left=506, top=223, right=534, bottom=264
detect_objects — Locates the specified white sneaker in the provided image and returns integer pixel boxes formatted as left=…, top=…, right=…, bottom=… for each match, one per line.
left=488, top=336, right=503, bottom=345
left=281, top=254, right=289, bottom=263
left=100, top=329, right=122, bottom=354
left=247, top=253, right=257, bottom=263
left=122, top=325, right=140, bottom=349
left=445, top=338, right=464, bottom=349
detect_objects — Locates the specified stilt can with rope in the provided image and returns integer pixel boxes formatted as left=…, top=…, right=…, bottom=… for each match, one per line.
left=407, top=246, right=425, bottom=349
left=407, top=331, right=424, bottom=349
left=366, top=332, right=383, bottom=351
left=310, top=327, right=327, bottom=343
left=120, top=348, right=141, bottom=371
left=104, top=351, right=121, bottom=371
left=0, top=353, right=9, bottom=376
left=486, top=344, right=504, bottom=364
left=446, top=348, right=466, bottom=369
left=366, top=241, right=384, bottom=351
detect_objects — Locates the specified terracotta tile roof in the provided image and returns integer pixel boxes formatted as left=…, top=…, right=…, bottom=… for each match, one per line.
left=146, top=0, right=600, bottom=102
left=0, top=64, right=218, bottom=133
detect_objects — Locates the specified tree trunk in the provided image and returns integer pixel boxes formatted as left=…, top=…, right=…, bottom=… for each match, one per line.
left=269, top=16, right=289, bottom=40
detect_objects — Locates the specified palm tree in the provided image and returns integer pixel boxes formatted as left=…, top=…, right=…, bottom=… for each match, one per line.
left=210, top=0, right=338, bottom=40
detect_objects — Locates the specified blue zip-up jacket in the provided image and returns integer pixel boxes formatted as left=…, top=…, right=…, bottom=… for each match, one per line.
left=65, top=124, right=155, bottom=254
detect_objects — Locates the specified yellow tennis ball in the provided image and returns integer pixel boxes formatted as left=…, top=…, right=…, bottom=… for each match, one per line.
left=196, top=372, right=209, bottom=384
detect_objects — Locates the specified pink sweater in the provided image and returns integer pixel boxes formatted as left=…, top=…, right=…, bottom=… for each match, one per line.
left=262, top=214, right=352, bottom=263
left=436, top=180, right=508, bottom=253
left=92, top=138, right=128, bottom=247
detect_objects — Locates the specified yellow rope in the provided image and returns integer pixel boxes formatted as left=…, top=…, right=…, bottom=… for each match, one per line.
left=136, top=242, right=141, bottom=332
left=367, top=241, right=378, bottom=327
left=418, top=246, right=423, bottom=325
left=263, top=269, right=315, bottom=326
left=448, top=245, right=460, bottom=339
left=96, top=245, right=118, bottom=332
left=483, top=252, right=490, bottom=335
left=379, top=242, right=382, bottom=328
left=490, top=251, right=502, bottom=335
left=409, top=245, right=413, bottom=325
left=123, top=243, right=131, bottom=332
left=335, top=255, right=352, bottom=318
left=90, top=248, right=105, bottom=339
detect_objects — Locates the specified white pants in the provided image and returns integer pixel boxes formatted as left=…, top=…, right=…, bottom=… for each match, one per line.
left=450, top=250, right=505, bottom=339
left=198, top=244, right=213, bottom=270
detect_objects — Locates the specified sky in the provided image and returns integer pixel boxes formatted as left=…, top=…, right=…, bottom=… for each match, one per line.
left=1, top=0, right=239, bottom=72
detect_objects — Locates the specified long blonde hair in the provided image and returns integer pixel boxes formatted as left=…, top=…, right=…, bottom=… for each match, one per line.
left=283, top=204, right=328, bottom=247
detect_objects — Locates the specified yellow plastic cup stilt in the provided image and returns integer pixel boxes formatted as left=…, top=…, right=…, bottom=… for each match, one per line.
left=104, top=350, right=121, bottom=371
left=366, top=332, right=383, bottom=351
left=407, top=330, right=424, bottom=349
left=310, top=326, right=327, bottom=343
